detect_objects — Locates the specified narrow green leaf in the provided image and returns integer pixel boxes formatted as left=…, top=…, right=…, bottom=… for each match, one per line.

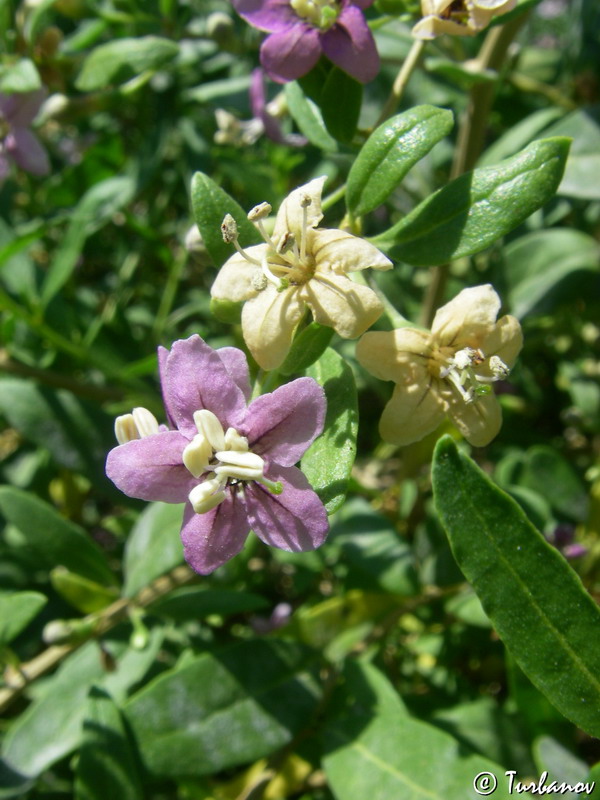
left=285, top=82, right=338, bottom=152
left=0, top=487, right=115, bottom=586
left=374, top=137, right=571, bottom=266
left=0, top=59, right=41, bottom=93
left=302, top=348, right=358, bottom=514
left=123, top=501, right=185, bottom=597
left=323, top=660, right=512, bottom=800
left=124, top=640, right=320, bottom=777
left=0, top=592, right=47, bottom=647
left=432, top=436, right=600, bottom=738
left=346, top=105, right=454, bottom=217
left=74, top=688, right=143, bottom=800
left=50, top=567, right=119, bottom=614
left=279, top=322, right=334, bottom=376
left=190, top=172, right=261, bottom=269
left=321, top=68, right=362, bottom=144
left=75, top=36, right=180, bottom=90
left=149, top=586, right=268, bottom=620
left=519, top=445, right=589, bottom=522
left=42, top=176, right=136, bottom=305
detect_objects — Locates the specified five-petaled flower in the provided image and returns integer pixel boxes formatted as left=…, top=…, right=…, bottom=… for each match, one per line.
left=412, top=0, right=516, bottom=40
left=0, top=89, right=50, bottom=181
left=211, top=176, right=392, bottom=370
left=233, top=0, right=380, bottom=84
left=106, top=335, right=329, bottom=574
left=356, top=285, right=522, bottom=447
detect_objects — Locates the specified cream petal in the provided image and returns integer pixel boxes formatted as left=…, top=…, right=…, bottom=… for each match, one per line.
left=432, top=284, right=501, bottom=346
left=421, top=0, right=451, bottom=14
left=480, top=314, right=523, bottom=372
left=300, top=272, right=383, bottom=339
left=356, top=329, right=431, bottom=383
left=412, top=15, right=471, bottom=39
left=311, top=228, right=393, bottom=275
left=470, top=0, right=515, bottom=10
left=447, top=393, right=502, bottom=447
left=272, top=176, right=327, bottom=243
left=241, top=284, right=306, bottom=370
left=211, top=245, right=268, bottom=302
left=379, top=382, right=446, bottom=446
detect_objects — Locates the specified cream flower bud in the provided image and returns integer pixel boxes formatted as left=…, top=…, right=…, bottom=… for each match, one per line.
left=193, top=409, right=226, bottom=451
left=182, top=433, right=213, bottom=478
left=189, top=478, right=227, bottom=513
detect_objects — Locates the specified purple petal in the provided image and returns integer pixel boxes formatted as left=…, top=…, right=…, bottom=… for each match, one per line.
left=163, top=335, right=247, bottom=438
left=3, top=88, right=47, bottom=126
left=180, top=493, right=250, bottom=574
left=157, top=345, right=176, bottom=428
left=106, top=431, right=194, bottom=502
left=321, top=6, right=380, bottom=83
left=243, top=377, right=326, bottom=466
left=250, top=68, right=308, bottom=147
left=245, top=464, right=329, bottom=551
left=346, top=0, right=374, bottom=9
left=233, top=0, right=299, bottom=32
left=217, top=346, right=252, bottom=402
left=260, top=26, right=321, bottom=83
left=8, top=128, right=50, bottom=176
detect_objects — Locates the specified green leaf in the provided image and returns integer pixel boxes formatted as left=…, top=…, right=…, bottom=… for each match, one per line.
left=74, top=688, right=143, bottom=800
left=150, top=586, right=268, bottom=620
left=285, top=82, right=338, bottom=152
left=346, top=105, right=454, bottom=217
left=42, top=176, right=136, bottom=305
left=321, top=68, right=362, bottom=144
left=75, top=36, right=180, bottom=91
left=279, top=322, right=334, bottom=376
left=503, top=229, right=599, bottom=318
left=0, top=59, right=41, bottom=93
left=544, top=109, right=600, bottom=200
left=323, top=659, right=513, bottom=800
left=124, top=640, right=320, bottom=777
left=302, top=348, right=358, bottom=514
left=534, top=736, right=589, bottom=789
left=373, top=137, right=571, bottom=266
left=50, top=567, right=119, bottom=614
left=0, top=487, right=114, bottom=586
left=0, top=592, right=47, bottom=646
left=123, top=502, right=185, bottom=597
left=432, top=436, right=600, bottom=738
left=519, top=445, right=589, bottom=522
left=190, top=172, right=262, bottom=269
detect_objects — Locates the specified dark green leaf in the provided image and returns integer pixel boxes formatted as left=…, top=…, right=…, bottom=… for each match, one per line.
left=0, top=592, right=47, bottom=646
left=150, top=586, right=268, bottom=620
left=279, top=322, right=334, bottom=376
left=321, top=68, right=362, bottom=144
left=373, top=137, right=571, bottom=266
left=432, top=436, right=600, bottom=738
left=285, top=82, right=338, bottom=152
left=74, top=688, right=143, bottom=800
left=190, top=172, right=262, bottom=269
left=346, top=105, right=454, bottom=217
left=0, top=487, right=114, bottom=585
left=323, top=660, right=512, bottom=800
left=75, top=36, right=180, bottom=91
left=125, top=640, right=320, bottom=777
left=519, top=445, right=589, bottom=522
left=302, top=348, right=358, bottom=514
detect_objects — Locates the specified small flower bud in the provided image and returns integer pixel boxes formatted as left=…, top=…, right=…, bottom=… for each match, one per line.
left=248, top=202, right=272, bottom=222
left=221, top=214, right=238, bottom=243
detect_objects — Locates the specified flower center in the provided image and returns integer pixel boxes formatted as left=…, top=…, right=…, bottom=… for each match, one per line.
left=440, top=0, right=470, bottom=22
left=182, top=410, right=282, bottom=514
left=437, top=347, right=510, bottom=404
left=221, top=197, right=317, bottom=292
left=290, top=0, right=340, bottom=29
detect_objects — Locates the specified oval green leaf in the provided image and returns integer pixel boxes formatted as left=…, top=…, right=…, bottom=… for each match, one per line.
left=285, top=82, right=338, bottom=152
left=321, top=68, right=362, bottom=144
left=279, top=322, right=334, bottom=376
left=374, top=137, right=571, bottom=265
left=432, top=435, right=600, bottom=738
left=301, top=347, right=358, bottom=514
left=75, top=36, right=180, bottom=91
left=346, top=105, right=454, bottom=217
left=0, top=592, right=47, bottom=647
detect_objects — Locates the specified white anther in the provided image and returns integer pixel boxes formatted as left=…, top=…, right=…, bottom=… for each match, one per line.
left=182, top=433, right=213, bottom=478
left=452, top=347, right=478, bottom=370
left=252, top=271, right=269, bottom=291
left=193, top=409, right=225, bottom=451
left=277, top=232, right=296, bottom=255
left=221, top=213, right=238, bottom=243
left=132, top=407, right=159, bottom=438
left=299, top=193, right=312, bottom=208
left=247, top=202, right=272, bottom=222
left=489, top=355, right=510, bottom=379
left=115, top=414, right=139, bottom=444
left=224, top=427, right=249, bottom=452
left=214, top=450, right=265, bottom=481
left=189, top=477, right=227, bottom=514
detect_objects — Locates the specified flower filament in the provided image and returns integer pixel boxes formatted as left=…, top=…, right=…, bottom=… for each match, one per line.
left=440, top=347, right=510, bottom=405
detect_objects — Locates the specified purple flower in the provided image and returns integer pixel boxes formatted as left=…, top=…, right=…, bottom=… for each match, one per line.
left=249, top=68, right=307, bottom=147
left=234, top=0, right=380, bottom=84
left=106, top=335, right=329, bottom=574
left=0, top=89, right=50, bottom=180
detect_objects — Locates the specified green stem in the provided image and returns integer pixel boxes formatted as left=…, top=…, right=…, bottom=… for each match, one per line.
left=375, top=39, right=426, bottom=128
left=321, top=182, right=347, bottom=213
left=152, top=245, right=188, bottom=339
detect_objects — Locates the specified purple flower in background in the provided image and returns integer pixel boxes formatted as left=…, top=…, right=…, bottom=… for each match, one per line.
left=234, top=0, right=380, bottom=84
left=249, top=69, right=307, bottom=146
left=106, top=335, right=329, bottom=574
left=0, top=89, right=50, bottom=180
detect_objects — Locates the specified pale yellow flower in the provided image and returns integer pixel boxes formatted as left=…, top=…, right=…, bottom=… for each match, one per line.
left=211, top=176, right=393, bottom=370
left=412, top=0, right=516, bottom=39
left=356, top=285, right=523, bottom=447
